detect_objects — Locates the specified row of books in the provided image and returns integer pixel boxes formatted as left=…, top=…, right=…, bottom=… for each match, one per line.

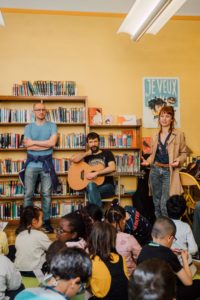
left=0, top=181, right=24, bottom=197
left=55, top=133, right=86, bottom=149
left=0, top=201, right=82, bottom=220
left=0, top=107, right=85, bottom=123
left=46, top=107, right=86, bottom=123
left=0, top=160, right=24, bottom=174
left=115, top=153, right=140, bottom=173
left=0, top=179, right=85, bottom=197
left=0, top=108, right=35, bottom=123
left=0, top=132, right=86, bottom=150
left=0, top=134, right=24, bottom=149
left=99, top=131, right=139, bottom=148
left=0, top=153, right=140, bottom=175
left=12, top=81, right=77, bottom=96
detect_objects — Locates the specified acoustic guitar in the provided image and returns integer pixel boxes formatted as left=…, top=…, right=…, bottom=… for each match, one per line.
left=68, top=161, right=105, bottom=190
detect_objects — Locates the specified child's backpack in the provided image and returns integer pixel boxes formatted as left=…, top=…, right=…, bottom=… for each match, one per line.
left=124, top=206, right=152, bottom=246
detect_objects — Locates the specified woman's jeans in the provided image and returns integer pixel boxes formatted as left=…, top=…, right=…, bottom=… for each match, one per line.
left=86, top=182, right=115, bottom=207
left=149, top=165, right=170, bottom=218
left=24, top=167, right=52, bottom=221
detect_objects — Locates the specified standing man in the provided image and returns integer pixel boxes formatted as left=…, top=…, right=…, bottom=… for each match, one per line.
left=23, top=102, right=58, bottom=233
left=71, top=132, right=116, bottom=207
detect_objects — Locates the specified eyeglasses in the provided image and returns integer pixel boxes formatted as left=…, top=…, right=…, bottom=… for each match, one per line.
left=55, top=227, right=72, bottom=234
left=171, top=235, right=177, bottom=241
left=34, top=109, right=46, bottom=112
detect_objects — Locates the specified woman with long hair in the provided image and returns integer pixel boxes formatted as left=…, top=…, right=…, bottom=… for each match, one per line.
left=142, top=106, right=187, bottom=217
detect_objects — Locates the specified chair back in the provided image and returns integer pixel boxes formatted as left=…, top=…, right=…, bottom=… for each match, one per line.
left=179, top=172, right=200, bottom=189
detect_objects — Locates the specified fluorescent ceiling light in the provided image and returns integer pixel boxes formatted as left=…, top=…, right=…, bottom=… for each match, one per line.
left=117, top=0, right=187, bottom=41
left=0, top=11, right=5, bottom=27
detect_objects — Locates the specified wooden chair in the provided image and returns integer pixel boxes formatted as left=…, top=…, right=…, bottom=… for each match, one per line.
left=179, top=172, right=200, bottom=225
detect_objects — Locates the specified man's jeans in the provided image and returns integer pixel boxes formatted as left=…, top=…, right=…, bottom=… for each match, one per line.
left=149, top=165, right=170, bottom=218
left=86, top=182, right=115, bottom=207
left=24, top=167, right=52, bottom=221
left=193, top=201, right=200, bottom=248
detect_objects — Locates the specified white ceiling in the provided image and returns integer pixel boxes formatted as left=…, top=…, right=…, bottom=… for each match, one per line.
left=0, top=0, right=200, bottom=15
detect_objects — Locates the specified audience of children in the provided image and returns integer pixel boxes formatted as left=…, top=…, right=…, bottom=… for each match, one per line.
left=56, top=212, right=87, bottom=250
left=14, top=206, right=52, bottom=274
left=88, top=221, right=129, bottom=300
left=105, top=200, right=141, bottom=276
left=15, top=247, right=92, bottom=300
left=0, top=229, right=24, bottom=300
left=129, top=258, right=176, bottom=300
left=167, top=195, right=198, bottom=276
left=2, top=193, right=200, bottom=300
left=137, top=216, right=200, bottom=300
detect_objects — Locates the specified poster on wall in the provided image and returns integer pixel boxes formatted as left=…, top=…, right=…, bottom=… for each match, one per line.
left=143, top=77, right=180, bottom=128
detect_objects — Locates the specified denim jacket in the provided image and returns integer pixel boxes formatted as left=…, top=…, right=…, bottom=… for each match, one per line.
left=19, top=153, right=59, bottom=192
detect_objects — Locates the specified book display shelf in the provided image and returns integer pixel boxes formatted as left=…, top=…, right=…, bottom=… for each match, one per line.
left=89, top=124, right=142, bottom=201
left=0, top=95, right=142, bottom=223
left=0, top=95, right=88, bottom=223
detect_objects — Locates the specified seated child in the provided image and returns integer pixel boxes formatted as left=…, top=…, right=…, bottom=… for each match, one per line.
left=56, top=212, right=87, bottom=250
left=88, top=222, right=129, bottom=300
left=105, top=200, right=141, bottom=276
left=14, top=206, right=52, bottom=274
left=167, top=195, right=198, bottom=276
left=0, top=231, right=23, bottom=300
left=137, top=216, right=200, bottom=300
left=129, top=258, right=176, bottom=300
left=124, top=205, right=152, bottom=246
left=15, top=247, right=92, bottom=300
left=77, top=203, right=103, bottom=238
left=43, top=240, right=67, bottom=274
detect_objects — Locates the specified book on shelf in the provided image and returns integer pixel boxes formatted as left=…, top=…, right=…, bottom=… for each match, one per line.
left=121, top=129, right=139, bottom=148
left=142, top=136, right=152, bottom=154
left=88, top=107, right=103, bottom=125
left=117, top=114, right=137, bottom=125
left=103, top=114, right=114, bottom=125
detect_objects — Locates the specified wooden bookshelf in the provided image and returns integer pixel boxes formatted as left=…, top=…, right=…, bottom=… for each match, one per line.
left=0, top=95, right=88, bottom=221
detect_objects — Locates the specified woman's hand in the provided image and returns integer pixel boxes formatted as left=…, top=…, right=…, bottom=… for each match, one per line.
left=141, top=156, right=150, bottom=166
left=171, top=159, right=180, bottom=167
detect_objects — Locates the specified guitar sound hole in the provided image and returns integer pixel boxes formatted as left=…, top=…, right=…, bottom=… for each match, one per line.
left=80, top=170, right=84, bottom=180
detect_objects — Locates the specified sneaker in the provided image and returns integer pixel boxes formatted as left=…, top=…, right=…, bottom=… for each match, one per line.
left=42, top=220, right=54, bottom=234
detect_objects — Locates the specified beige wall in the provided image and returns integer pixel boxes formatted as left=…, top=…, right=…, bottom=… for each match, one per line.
left=0, top=12, right=199, bottom=154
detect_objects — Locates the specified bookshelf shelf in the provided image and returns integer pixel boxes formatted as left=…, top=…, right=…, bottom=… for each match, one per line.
left=0, top=95, right=88, bottom=221
left=0, top=122, right=86, bottom=126
left=101, top=147, right=140, bottom=151
left=88, top=122, right=142, bottom=201
left=90, top=124, right=141, bottom=129
left=0, top=148, right=86, bottom=151
left=0, top=195, right=84, bottom=201
left=0, top=95, right=87, bottom=102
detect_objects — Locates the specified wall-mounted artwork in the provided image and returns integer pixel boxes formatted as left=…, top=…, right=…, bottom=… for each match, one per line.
left=143, top=77, right=180, bottom=128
